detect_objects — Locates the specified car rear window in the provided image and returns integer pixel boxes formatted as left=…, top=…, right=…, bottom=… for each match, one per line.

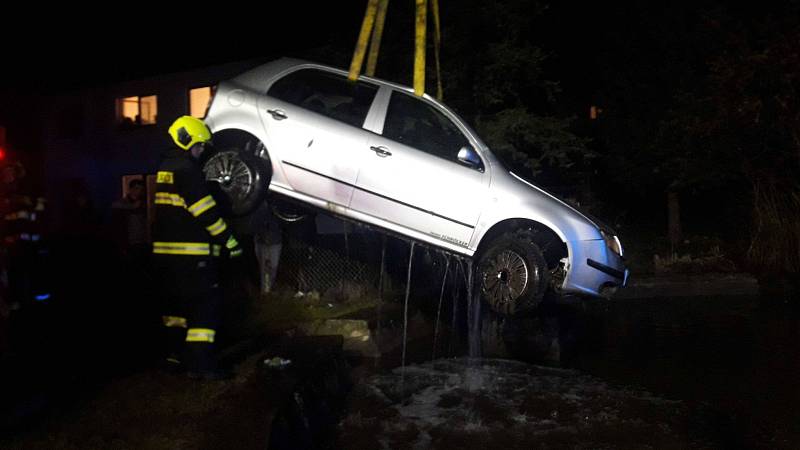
left=268, top=69, right=378, bottom=128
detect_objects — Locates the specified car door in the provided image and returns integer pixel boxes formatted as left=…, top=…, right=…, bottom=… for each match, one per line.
left=351, top=89, right=489, bottom=249
left=257, top=68, right=379, bottom=206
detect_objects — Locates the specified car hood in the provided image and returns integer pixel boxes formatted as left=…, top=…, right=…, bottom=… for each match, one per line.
left=509, top=172, right=598, bottom=224
left=496, top=169, right=616, bottom=239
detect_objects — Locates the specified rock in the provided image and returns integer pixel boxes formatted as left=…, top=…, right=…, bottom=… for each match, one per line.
left=296, top=319, right=380, bottom=358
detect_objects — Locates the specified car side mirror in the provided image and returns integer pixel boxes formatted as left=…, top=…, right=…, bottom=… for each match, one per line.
left=457, top=146, right=483, bottom=171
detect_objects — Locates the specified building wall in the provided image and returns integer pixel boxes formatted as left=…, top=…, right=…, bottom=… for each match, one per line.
left=42, top=60, right=265, bottom=229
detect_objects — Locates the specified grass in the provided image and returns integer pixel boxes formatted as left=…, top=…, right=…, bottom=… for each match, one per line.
left=240, top=286, right=381, bottom=334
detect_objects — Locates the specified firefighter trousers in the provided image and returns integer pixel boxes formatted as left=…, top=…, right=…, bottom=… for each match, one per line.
left=153, top=254, right=220, bottom=373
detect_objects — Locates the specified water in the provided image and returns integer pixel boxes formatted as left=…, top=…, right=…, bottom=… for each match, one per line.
left=401, top=242, right=415, bottom=372
left=432, top=256, right=450, bottom=360
left=342, top=358, right=717, bottom=449
left=466, top=295, right=800, bottom=447
left=465, top=260, right=482, bottom=358
left=355, top=238, right=800, bottom=448
left=449, top=260, right=462, bottom=355
left=375, top=235, right=386, bottom=347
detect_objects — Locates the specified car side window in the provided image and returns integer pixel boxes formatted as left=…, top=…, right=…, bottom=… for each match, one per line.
left=382, top=91, right=469, bottom=162
left=267, top=69, right=378, bottom=128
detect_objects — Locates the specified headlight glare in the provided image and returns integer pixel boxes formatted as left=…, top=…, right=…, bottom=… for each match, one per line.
left=600, top=230, right=623, bottom=257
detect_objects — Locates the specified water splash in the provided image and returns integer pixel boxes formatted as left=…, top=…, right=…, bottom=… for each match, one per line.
left=449, top=260, right=462, bottom=355
left=432, top=255, right=451, bottom=360
left=466, top=260, right=482, bottom=358
left=464, top=259, right=486, bottom=392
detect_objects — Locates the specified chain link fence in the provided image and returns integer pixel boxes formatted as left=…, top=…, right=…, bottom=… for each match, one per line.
left=275, top=218, right=385, bottom=294
left=269, top=212, right=466, bottom=306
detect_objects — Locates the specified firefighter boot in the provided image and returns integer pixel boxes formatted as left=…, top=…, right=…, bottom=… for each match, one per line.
left=184, top=330, right=230, bottom=381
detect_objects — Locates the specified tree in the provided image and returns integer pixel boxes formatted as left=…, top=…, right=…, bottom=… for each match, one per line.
left=685, top=11, right=800, bottom=274
left=438, top=0, right=592, bottom=183
left=303, top=0, right=590, bottom=184
left=594, top=1, right=800, bottom=273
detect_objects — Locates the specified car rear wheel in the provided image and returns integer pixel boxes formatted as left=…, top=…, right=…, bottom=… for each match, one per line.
left=477, top=230, right=550, bottom=315
left=203, top=143, right=271, bottom=217
left=271, top=198, right=311, bottom=223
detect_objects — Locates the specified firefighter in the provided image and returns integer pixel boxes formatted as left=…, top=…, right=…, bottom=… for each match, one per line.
left=153, top=116, right=242, bottom=380
left=0, top=159, right=47, bottom=305
left=0, top=157, right=47, bottom=354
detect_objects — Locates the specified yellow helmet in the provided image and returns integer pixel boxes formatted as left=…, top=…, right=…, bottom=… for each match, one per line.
left=168, top=116, right=212, bottom=151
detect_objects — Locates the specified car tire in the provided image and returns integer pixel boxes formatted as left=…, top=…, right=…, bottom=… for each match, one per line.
left=202, top=145, right=271, bottom=217
left=477, top=229, right=550, bottom=315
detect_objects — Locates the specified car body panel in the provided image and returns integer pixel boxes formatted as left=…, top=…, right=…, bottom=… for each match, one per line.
left=349, top=85, right=490, bottom=249
left=256, top=93, right=371, bottom=207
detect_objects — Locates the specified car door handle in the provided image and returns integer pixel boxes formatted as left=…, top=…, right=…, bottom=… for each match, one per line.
left=370, top=145, right=392, bottom=157
left=267, top=109, right=288, bottom=120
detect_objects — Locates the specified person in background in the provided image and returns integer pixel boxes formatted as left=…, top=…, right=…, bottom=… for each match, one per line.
left=111, top=178, right=149, bottom=263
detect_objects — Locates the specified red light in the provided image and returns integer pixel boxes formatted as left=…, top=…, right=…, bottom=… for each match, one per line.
left=0, top=148, right=5, bottom=160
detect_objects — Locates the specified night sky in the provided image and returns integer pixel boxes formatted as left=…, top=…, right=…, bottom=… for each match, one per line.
left=1, top=0, right=796, bottom=161
left=1, top=1, right=790, bottom=94
left=1, top=2, right=363, bottom=93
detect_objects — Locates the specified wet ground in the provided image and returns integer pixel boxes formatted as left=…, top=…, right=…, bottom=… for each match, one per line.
left=340, top=358, right=719, bottom=449
left=342, top=292, right=800, bottom=449
left=564, top=295, right=800, bottom=448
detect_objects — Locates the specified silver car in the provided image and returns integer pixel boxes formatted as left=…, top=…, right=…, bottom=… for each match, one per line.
left=203, top=58, right=628, bottom=315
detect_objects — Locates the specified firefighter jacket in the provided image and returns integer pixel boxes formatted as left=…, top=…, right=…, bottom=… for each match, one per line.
left=0, top=183, right=45, bottom=245
left=152, top=148, right=238, bottom=258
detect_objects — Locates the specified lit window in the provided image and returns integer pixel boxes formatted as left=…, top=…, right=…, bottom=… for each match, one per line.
left=189, top=87, right=213, bottom=118
left=117, top=95, right=158, bottom=126
left=139, top=96, right=157, bottom=124
left=120, top=97, right=139, bottom=123
left=589, top=105, right=603, bottom=120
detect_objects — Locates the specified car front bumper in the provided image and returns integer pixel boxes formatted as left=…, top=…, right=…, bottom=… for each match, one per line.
left=562, top=239, right=629, bottom=298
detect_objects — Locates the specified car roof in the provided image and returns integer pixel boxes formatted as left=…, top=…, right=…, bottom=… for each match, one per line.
left=233, top=57, right=430, bottom=101
left=230, top=57, right=489, bottom=153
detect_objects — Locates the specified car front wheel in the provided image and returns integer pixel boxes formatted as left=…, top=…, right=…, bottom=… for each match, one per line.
left=477, top=230, right=550, bottom=315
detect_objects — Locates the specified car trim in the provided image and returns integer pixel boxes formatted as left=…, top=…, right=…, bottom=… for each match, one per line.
left=586, top=258, right=626, bottom=280
left=281, top=160, right=476, bottom=229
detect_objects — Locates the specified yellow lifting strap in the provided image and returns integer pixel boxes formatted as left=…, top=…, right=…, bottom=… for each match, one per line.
left=349, top=0, right=380, bottom=81
left=366, top=0, right=389, bottom=77
left=413, top=0, right=427, bottom=97
left=430, top=0, right=442, bottom=100
left=350, top=0, right=441, bottom=98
